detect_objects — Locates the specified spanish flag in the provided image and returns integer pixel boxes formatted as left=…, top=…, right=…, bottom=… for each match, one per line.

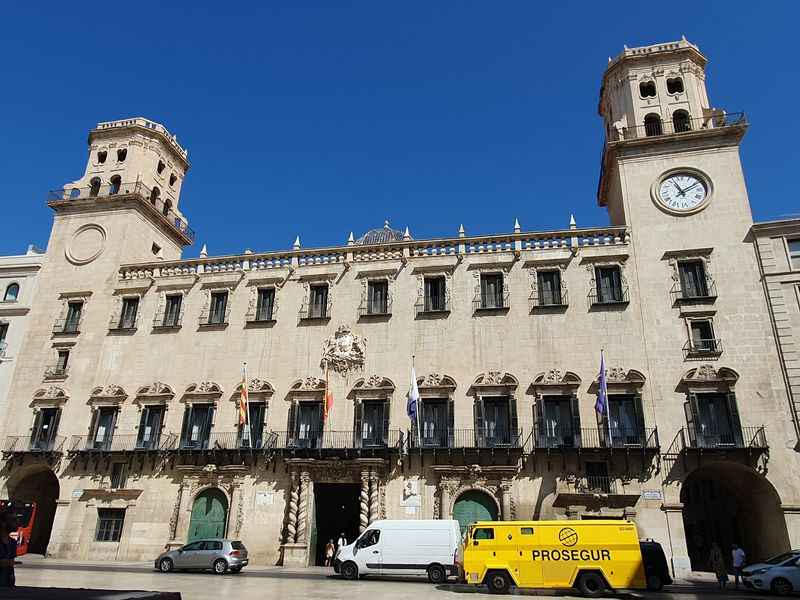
left=323, top=363, right=334, bottom=423
left=239, top=367, right=249, bottom=427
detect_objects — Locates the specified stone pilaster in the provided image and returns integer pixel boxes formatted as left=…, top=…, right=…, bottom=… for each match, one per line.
left=500, top=480, right=513, bottom=520
left=168, top=481, right=185, bottom=542
left=439, top=477, right=457, bottom=519
left=360, top=468, right=370, bottom=532
left=284, top=471, right=299, bottom=543
left=296, top=471, right=310, bottom=543
left=369, top=469, right=379, bottom=524
left=231, top=482, right=244, bottom=538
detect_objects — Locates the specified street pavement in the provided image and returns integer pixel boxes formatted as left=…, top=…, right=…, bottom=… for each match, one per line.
left=8, top=559, right=778, bottom=600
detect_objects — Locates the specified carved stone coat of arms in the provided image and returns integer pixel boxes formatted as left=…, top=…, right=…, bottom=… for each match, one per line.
left=321, top=325, right=366, bottom=374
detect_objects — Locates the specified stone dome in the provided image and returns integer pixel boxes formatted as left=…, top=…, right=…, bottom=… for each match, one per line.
left=355, top=221, right=409, bottom=245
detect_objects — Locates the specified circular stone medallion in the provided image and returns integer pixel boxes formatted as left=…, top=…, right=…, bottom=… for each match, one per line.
left=66, top=224, right=107, bottom=265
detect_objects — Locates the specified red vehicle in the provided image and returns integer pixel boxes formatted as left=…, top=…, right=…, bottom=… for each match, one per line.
left=0, top=500, right=36, bottom=556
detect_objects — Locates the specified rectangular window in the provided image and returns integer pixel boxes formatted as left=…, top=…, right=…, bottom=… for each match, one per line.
left=424, top=277, right=447, bottom=312
left=110, top=462, right=127, bottom=489
left=473, top=527, right=494, bottom=540
left=361, top=401, right=385, bottom=447
left=180, top=404, right=214, bottom=449
left=32, top=407, right=60, bottom=451
left=483, top=396, right=511, bottom=446
left=118, top=297, right=139, bottom=329
left=55, top=350, right=70, bottom=375
left=537, top=270, right=563, bottom=306
left=295, top=401, right=322, bottom=447
left=255, top=288, right=275, bottom=321
left=92, top=407, right=117, bottom=450
left=585, top=461, right=611, bottom=493
left=690, top=319, right=717, bottom=353
left=595, top=266, right=623, bottom=303
left=678, top=260, right=709, bottom=298
left=95, top=508, right=125, bottom=542
left=308, top=285, right=329, bottom=319
left=789, top=239, right=800, bottom=270
left=421, top=399, right=448, bottom=447
left=239, top=402, right=266, bottom=449
left=0, top=323, right=8, bottom=345
left=64, top=301, right=83, bottom=333
left=136, top=405, right=164, bottom=450
left=608, top=395, right=643, bottom=446
left=208, top=291, right=228, bottom=324
left=480, top=273, right=504, bottom=309
left=367, top=280, right=388, bottom=315
left=163, top=294, right=183, bottom=327
left=541, top=396, right=574, bottom=447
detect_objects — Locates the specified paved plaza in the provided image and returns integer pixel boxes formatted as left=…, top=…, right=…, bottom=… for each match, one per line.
left=3, top=559, right=772, bottom=600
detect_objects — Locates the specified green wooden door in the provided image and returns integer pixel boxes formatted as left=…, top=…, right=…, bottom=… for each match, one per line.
left=188, top=488, right=228, bottom=542
left=453, top=490, right=498, bottom=536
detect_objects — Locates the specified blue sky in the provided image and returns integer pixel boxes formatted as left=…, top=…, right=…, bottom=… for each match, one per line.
left=1, top=2, right=798, bottom=257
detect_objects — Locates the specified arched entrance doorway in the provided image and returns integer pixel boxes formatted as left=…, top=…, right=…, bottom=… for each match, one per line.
left=453, top=490, right=499, bottom=536
left=7, top=467, right=59, bottom=555
left=682, top=463, right=789, bottom=571
left=187, top=488, right=228, bottom=542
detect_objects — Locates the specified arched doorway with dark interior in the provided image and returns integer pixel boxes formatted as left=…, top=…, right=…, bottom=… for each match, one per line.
left=187, top=487, right=228, bottom=542
left=681, top=462, right=789, bottom=571
left=7, top=465, right=60, bottom=555
left=453, top=489, right=499, bottom=537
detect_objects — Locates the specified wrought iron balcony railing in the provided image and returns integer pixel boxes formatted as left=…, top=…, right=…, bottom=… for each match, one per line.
left=588, top=285, right=630, bottom=306
left=153, top=312, right=184, bottom=329
left=609, top=112, right=747, bottom=142
left=473, top=290, right=511, bottom=312
left=407, top=428, right=523, bottom=450
left=670, top=278, right=717, bottom=303
left=177, top=431, right=279, bottom=451
left=683, top=338, right=723, bottom=359
left=274, top=430, right=404, bottom=450
left=529, top=426, right=659, bottom=451
left=4, top=435, right=66, bottom=454
left=298, top=300, right=332, bottom=320
left=69, top=433, right=177, bottom=453
left=43, top=364, right=69, bottom=379
left=52, top=318, right=82, bottom=335
left=358, top=296, right=393, bottom=318
left=415, top=293, right=451, bottom=316
left=529, top=284, right=569, bottom=310
left=683, top=425, right=767, bottom=450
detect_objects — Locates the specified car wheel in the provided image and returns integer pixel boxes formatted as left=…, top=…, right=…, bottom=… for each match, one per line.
left=159, top=558, right=174, bottom=573
left=213, top=558, right=228, bottom=575
left=576, top=572, right=606, bottom=598
left=646, top=574, right=663, bottom=591
left=340, top=561, right=358, bottom=580
left=771, top=577, right=793, bottom=596
left=230, top=566, right=242, bottom=574
left=486, top=571, right=511, bottom=594
left=427, top=564, right=447, bottom=584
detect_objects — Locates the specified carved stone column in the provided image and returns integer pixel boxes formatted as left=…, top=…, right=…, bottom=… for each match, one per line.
left=296, top=471, right=310, bottom=543
left=500, top=480, right=513, bottom=520
left=230, top=482, right=244, bottom=538
left=284, top=471, right=300, bottom=543
left=368, top=469, right=380, bottom=524
left=360, top=469, right=370, bottom=532
left=439, top=477, right=457, bottom=519
left=168, top=481, right=185, bottom=542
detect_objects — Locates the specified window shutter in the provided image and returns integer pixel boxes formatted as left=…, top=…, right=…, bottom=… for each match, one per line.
left=509, top=397, right=519, bottom=445
left=448, top=396, right=455, bottom=448
left=534, top=398, right=545, bottom=446
left=570, top=394, right=582, bottom=448
left=31, top=410, right=43, bottom=447
left=108, top=409, right=119, bottom=449
left=353, top=400, right=363, bottom=448
left=202, top=406, right=215, bottom=449
left=595, top=268, right=605, bottom=302
left=684, top=394, right=699, bottom=446
left=473, top=397, right=485, bottom=446
left=286, top=401, right=297, bottom=445
left=51, top=409, right=62, bottom=444
left=727, top=392, right=743, bottom=446
left=383, top=399, right=390, bottom=446
left=180, top=406, right=192, bottom=447
left=137, top=409, right=148, bottom=446
left=634, top=394, right=646, bottom=444
left=89, top=408, right=100, bottom=441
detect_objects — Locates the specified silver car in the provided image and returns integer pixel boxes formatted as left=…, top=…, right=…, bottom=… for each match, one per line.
left=155, top=538, right=249, bottom=574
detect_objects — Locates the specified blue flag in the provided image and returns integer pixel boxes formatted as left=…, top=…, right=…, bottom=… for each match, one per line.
left=595, top=350, right=608, bottom=416
left=407, top=366, right=420, bottom=423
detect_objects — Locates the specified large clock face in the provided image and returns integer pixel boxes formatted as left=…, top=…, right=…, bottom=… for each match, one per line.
left=657, top=173, right=708, bottom=212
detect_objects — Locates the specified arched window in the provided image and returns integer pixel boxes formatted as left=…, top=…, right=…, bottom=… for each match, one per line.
left=667, top=77, right=684, bottom=94
left=3, top=283, right=19, bottom=302
left=673, top=109, right=692, bottom=133
left=639, top=81, right=657, bottom=98
left=644, top=113, right=663, bottom=137
left=109, top=175, right=121, bottom=195
left=117, top=148, right=127, bottom=162
left=97, top=151, right=107, bottom=164
left=157, top=160, right=166, bottom=175
left=89, top=177, right=102, bottom=197
left=150, top=186, right=160, bottom=205
left=169, top=173, right=177, bottom=187
left=162, top=198, right=172, bottom=217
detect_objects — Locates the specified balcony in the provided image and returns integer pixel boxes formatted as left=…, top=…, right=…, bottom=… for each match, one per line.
left=588, top=285, right=629, bottom=307
left=670, top=279, right=717, bottom=304
left=69, top=433, right=177, bottom=453
left=52, top=318, right=81, bottom=335
left=358, top=297, right=392, bottom=319
left=177, top=431, right=281, bottom=452
left=683, top=338, right=723, bottom=360
left=684, top=425, right=767, bottom=450
left=109, top=317, right=138, bottom=333
left=609, top=112, right=747, bottom=142
left=298, top=302, right=331, bottom=321
left=408, top=428, right=524, bottom=451
left=415, top=294, right=451, bottom=317
left=529, top=285, right=569, bottom=310
left=275, top=430, right=404, bottom=452
left=3, top=435, right=66, bottom=455
left=153, top=313, right=183, bottom=330
left=473, top=291, right=511, bottom=313
left=43, top=364, right=69, bottom=380
left=529, top=426, right=659, bottom=452
left=47, top=181, right=195, bottom=245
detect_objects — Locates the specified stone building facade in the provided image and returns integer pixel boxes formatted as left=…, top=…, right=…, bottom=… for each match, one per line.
left=2, top=39, right=799, bottom=576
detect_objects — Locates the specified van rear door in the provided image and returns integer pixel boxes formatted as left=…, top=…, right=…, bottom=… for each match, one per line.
left=514, top=525, right=543, bottom=588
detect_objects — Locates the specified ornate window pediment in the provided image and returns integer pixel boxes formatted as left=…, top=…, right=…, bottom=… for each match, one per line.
left=135, top=382, right=175, bottom=405
left=32, top=385, right=69, bottom=406
left=590, top=367, right=645, bottom=393
left=471, top=371, right=518, bottom=390
left=417, top=373, right=457, bottom=390
left=235, top=378, right=275, bottom=397
left=90, top=384, right=128, bottom=403
left=681, top=364, right=738, bottom=389
left=183, top=381, right=223, bottom=402
left=532, top=369, right=581, bottom=389
left=351, top=375, right=395, bottom=400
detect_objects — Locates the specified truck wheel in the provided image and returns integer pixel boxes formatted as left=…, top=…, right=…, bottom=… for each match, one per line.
left=486, top=571, right=511, bottom=594
left=771, top=578, right=793, bottom=596
left=340, top=561, right=358, bottom=580
left=646, top=574, right=663, bottom=591
left=427, top=564, right=446, bottom=584
left=576, top=572, right=606, bottom=597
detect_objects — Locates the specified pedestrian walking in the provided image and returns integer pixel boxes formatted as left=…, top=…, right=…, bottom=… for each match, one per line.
left=709, top=542, right=727, bottom=589
left=324, top=539, right=336, bottom=567
left=732, top=544, right=747, bottom=589
left=0, top=511, right=17, bottom=588
left=337, top=532, right=347, bottom=549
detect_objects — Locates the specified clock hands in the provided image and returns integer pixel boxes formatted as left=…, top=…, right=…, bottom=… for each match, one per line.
left=672, top=181, right=687, bottom=196
left=682, top=181, right=702, bottom=194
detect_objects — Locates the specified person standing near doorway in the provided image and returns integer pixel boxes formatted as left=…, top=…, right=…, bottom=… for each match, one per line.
left=709, top=542, right=727, bottom=589
left=0, top=511, right=17, bottom=588
left=732, top=544, right=747, bottom=589
left=324, top=539, right=336, bottom=567
left=337, top=532, right=347, bottom=550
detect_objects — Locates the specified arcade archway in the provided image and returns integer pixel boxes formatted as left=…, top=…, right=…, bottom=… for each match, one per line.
left=681, top=462, right=789, bottom=571
left=7, top=466, right=59, bottom=555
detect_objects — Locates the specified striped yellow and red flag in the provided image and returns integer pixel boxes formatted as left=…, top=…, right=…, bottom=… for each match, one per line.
left=238, top=371, right=249, bottom=426
left=323, top=363, right=334, bottom=423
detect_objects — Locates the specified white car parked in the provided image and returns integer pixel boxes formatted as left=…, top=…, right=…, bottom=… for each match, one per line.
left=742, top=550, right=800, bottom=596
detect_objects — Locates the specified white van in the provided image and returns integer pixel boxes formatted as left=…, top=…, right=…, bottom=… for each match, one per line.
left=334, top=519, right=462, bottom=583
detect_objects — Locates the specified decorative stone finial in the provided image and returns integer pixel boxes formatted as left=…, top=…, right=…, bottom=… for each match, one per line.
left=347, top=232, right=355, bottom=246
left=458, top=224, right=465, bottom=238
left=293, top=236, right=301, bottom=250
left=569, top=214, right=577, bottom=230
left=244, top=248, right=253, bottom=255
left=403, top=226, right=411, bottom=241
left=384, top=219, right=390, bottom=229
left=199, top=244, right=208, bottom=258
left=513, top=218, right=521, bottom=233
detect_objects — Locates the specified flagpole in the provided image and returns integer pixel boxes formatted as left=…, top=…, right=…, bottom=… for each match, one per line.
left=243, top=361, right=254, bottom=449
left=413, top=354, right=421, bottom=448
left=602, top=349, right=613, bottom=447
